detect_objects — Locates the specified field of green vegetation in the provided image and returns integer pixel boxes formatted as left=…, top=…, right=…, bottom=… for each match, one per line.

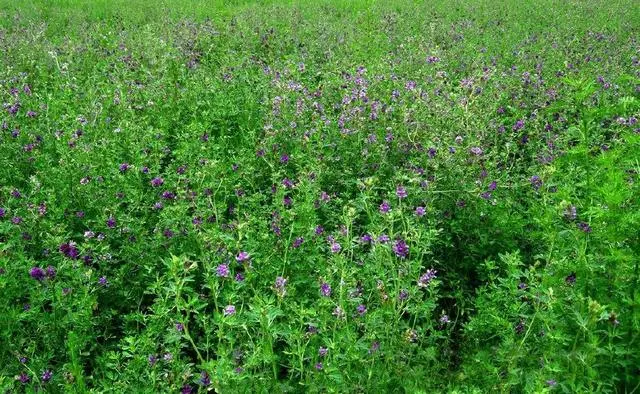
left=0, top=0, right=638, bottom=392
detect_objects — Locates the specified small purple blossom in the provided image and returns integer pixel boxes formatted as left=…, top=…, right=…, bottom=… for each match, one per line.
left=292, top=237, right=304, bottom=248
left=30, top=267, right=46, bottom=281
left=396, top=186, right=407, bottom=199
left=18, top=372, right=30, bottom=384
left=330, top=242, right=342, bottom=253
left=418, top=269, right=437, bottom=287
left=415, top=206, right=426, bottom=217
left=216, top=264, right=230, bottom=278
left=274, top=276, right=287, bottom=296
left=199, top=371, right=211, bottom=386
left=530, top=175, right=543, bottom=190
left=224, top=305, right=236, bottom=316
left=513, top=119, right=525, bottom=131
left=565, top=272, right=576, bottom=285
left=320, top=282, right=332, bottom=297
left=379, top=200, right=391, bottom=214
left=41, top=370, right=53, bottom=383
left=392, top=239, right=409, bottom=258
left=236, top=251, right=250, bottom=263
left=577, top=222, right=592, bottom=233
left=150, top=177, right=164, bottom=187
left=106, top=217, right=116, bottom=228
left=356, top=304, right=367, bottom=316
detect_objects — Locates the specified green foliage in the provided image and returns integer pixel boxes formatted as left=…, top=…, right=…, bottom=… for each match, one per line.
left=0, top=0, right=638, bottom=392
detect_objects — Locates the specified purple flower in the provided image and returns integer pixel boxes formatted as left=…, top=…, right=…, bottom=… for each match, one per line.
left=377, top=234, right=390, bottom=244
left=274, top=276, right=287, bottom=296
left=330, top=242, right=342, bottom=253
left=379, top=200, right=391, bottom=214
left=319, top=347, right=328, bottom=357
left=515, top=320, right=525, bottom=335
left=106, top=217, right=116, bottom=228
left=315, top=225, right=324, bottom=235
left=175, top=323, right=184, bottom=332
left=333, top=306, right=345, bottom=319
left=46, top=265, right=56, bottom=279
left=356, top=304, right=367, bottom=316
left=418, top=269, right=437, bottom=287
left=280, top=154, right=290, bottom=164
left=361, top=234, right=373, bottom=243
left=181, top=385, right=193, bottom=394
left=98, top=276, right=108, bottom=286
left=396, top=186, right=408, bottom=199
left=0, top=208, right=5, bottom=218
left=292, top=237, right=304, bottom=248
left=161, top=191, right=175, bottom=199
left=236, top=251, right=250, bottom=263
left=11, top=216, right=22, bottom=225
left=392, top=239, right=409, bottom=258
left=216, top=264, right=230, bottom=278
left=18, top=372, right=30, bottom=384
left=469, top=147, right=483, bottom=156
left=415, top=206, right=426, bottom=217
left=200, top=371, right=211, bottom=386
left=320, top=282, right=332, bottom=297
left=148, top=355, right=158, bottom=366
left=30, top=267, right=46, bottom=281
left=530, top=175, right=543, bottom=190
left=282, top=178, right=294, bottom=188
left=41, top=370, right=53, bottom=383
left=224, top=305, right=236, bottom=316
left=150, top=177, right=164, bottom=187
left=439, top=315, right=450, bottom=324
left=235, top=273, right=245, bottom=282
left=577, top=222, right=592, bottom=233
left=546, top=379, right=557, bottom=387
left=565, top=272, right=576, bottom=285
left=119, top=163, right=130, bottom=172
left=315, top=362, right=323, bottom=371
left=283, top=196, right=293, bottom=207
left=513, top=119, right=525, bottom=131
left=59, top=242, right=80, bottom=259
left=488, top=181, right=497, bottom=191
left=398, top=289, right=409, bottom=301
left=369, top=341, right=380, bottom=354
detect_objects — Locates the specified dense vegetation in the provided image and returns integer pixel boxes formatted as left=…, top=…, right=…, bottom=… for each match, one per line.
left=1, top=0, right=638, bottom=392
